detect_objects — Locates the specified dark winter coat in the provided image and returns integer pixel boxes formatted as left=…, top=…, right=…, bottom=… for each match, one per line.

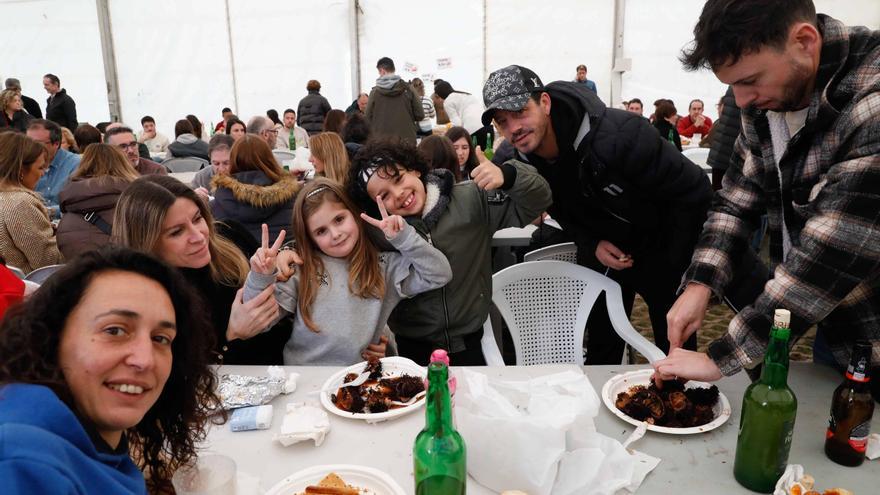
left=518, top=81, right=713, bottom=273
left=56, top=176, right=129, bottom=259
left=0, top=110, right=32, bottom=133
left=45, top=89, right=77, bottom=130
left=365, top=78, right=424, bottom=145
left=210, top=170, right=299, bottom=243
left=297, top=90, right=331, bottom=135
left=707, top=86, right=742, bottom=172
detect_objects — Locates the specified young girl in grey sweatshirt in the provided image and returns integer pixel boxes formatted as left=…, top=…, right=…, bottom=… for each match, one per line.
left=243, top=178, right=452, bottom=365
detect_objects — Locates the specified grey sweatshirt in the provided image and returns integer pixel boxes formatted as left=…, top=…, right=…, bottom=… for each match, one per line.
left=243, top=223, right=452, bottom=365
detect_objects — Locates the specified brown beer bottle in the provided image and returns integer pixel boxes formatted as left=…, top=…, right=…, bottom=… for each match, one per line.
left=824, top=341, right=874, bottom=466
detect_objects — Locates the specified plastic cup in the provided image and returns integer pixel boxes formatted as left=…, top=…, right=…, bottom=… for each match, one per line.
left=171, top=454, right=237, bottom=495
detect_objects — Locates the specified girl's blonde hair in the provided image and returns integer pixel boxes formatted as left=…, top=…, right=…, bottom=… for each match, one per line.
left=112, top=175, right=248, bottom=286
left=309, top=132, right=350, bottom=185
left=293, top=178, right=384, bottom=332
left=71, top=143, right=139, bottom=182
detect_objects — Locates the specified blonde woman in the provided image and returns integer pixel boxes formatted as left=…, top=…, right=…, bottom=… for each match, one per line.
left=0, top=89, right=32, bottom=132
left=308, top=132, right=350, bottom=185
left=57, top=144, right=139, bottom=258
left=113, top=175, right=288, bottom=364
left=0, top=132, right=61, bottom=272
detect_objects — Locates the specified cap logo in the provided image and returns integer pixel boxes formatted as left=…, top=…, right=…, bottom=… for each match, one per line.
left=530, top=77, right=539, bottom=88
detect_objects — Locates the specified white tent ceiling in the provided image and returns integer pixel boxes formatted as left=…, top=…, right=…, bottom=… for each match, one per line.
left=1, top=0, right=877, bottom=138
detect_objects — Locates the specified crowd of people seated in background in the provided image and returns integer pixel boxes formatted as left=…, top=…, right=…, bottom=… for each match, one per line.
left=2, top=1, right=877, bottom=487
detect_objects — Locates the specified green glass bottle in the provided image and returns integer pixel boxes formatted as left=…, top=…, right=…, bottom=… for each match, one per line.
left=413, top=362, right=466, bottom=495
left=733, top=309, right=798, bottom=493
left=483, top=132, right=494, bottom=161
left=289, top=126, right=296, bottom=151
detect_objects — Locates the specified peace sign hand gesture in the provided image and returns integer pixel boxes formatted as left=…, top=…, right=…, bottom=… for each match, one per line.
left=250, top=223, right=286, bottom=275
left=360, top=195, right=406, bottom=240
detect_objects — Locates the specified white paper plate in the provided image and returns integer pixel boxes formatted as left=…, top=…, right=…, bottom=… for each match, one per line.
left=601, top=368, right=731, bottom=435
left=320, top=356, right=426, bottom=423
left=265, top=464, right=406, bottom=495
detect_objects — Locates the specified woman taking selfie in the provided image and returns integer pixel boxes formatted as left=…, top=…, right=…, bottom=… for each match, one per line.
left=0, top=247, right=221, bottom=493
left=113, top=175, right=288, bottom=364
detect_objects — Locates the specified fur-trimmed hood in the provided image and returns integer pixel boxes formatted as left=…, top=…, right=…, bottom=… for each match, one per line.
left=211, top=171, right=299, bottom=209
left=210, top=170, right=299, bottom=241
left=421, top=168, right=454, bottom=229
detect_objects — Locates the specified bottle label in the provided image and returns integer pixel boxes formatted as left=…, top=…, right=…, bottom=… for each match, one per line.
left=848, top=421, right=871, bottom=453
left=846, top=356, right=870, bottom=383
left=777, top=419, right=795, bottom=473
left=826, top=412, right=837, bottom=440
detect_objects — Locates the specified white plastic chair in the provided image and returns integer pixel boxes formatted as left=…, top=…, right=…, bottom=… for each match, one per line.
left=682, top=147, right=711, bottom=174
left=25, top=264, right=64, bottom=284
left=523, top=242, right=578, bottom=263
left=163, top=157, right=208, bottom=173
left=480, top=261, right=665, bottom=366
left=272, top=150, right=296, bottom=162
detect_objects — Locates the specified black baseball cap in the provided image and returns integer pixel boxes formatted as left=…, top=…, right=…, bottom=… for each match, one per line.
left=481, top=65, right=544, bottom=126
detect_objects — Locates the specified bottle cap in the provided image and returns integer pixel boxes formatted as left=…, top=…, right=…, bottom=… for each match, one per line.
left=430, top=349, right=450, bottom=365
left=773, top=309, right=791, bottom=328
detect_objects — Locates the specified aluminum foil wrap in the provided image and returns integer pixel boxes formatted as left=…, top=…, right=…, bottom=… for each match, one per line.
left=216, top=368, right=298, bottom=410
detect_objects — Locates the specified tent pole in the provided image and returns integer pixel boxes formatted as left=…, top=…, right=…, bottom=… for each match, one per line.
left=95, top=0, right=122, bottom=122
left=482, top=0, right=488, bottom=80
left=224, top=0, right=240, bottom=114
left=610, top=0, right=629, bottom=108
left=350, top=0, right=361, bottom=98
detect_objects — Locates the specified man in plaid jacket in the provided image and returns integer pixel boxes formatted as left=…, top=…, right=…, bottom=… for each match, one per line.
left=654, top=0, right=879, bottom=387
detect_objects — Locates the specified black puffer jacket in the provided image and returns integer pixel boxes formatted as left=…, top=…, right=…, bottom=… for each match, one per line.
left=297, top=90, right=331, bottom=135
left=519, top=81, right=713, bottom=272
left=707, top=86, right=741, bottom=172
left=210, top=171, right=299, bottom=243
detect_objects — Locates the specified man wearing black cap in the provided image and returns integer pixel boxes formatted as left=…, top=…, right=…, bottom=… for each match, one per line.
left=482, top=65, right=716, bottom=363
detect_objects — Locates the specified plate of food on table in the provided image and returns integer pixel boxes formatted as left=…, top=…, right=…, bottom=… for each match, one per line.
left=320, top=356, right=426, bottom=423
left=601, top=368, right=731, bottom=434
left=264, top=465, right=406, bottom=495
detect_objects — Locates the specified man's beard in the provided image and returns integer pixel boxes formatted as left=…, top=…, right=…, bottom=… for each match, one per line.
left=777, top=59, right=813, bottom=111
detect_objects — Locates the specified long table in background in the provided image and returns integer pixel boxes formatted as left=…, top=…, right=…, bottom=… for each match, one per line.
left=204, top=363, right=879, bottom=494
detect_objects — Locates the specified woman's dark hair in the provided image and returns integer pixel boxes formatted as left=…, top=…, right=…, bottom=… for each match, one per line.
left=0, top=246, right=222, bottom=492
left=174, top=119, right=194, bottom=139
left=322, top=109, right=346, bottom=133
left=225, top=117, right=246, bottom=135
left=655, top=101, right=678, bottom=120
left=341, top=112, right=370, bottom=145
left=349, top=138, right=429, bottom=218
left=445, top=126, right=479, bottom=177
left=681, top=0, right=817, bottom=71
left=266, top=109, right=281, bottom=126
left=418, top=135, right=460, bottom=181
left=185, top=114, right=203, bottom=140
left=74, top=124, right=102, bottom=152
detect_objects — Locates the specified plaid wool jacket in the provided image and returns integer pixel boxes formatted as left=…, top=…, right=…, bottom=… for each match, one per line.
left=684, top=15, right=880, bottom=376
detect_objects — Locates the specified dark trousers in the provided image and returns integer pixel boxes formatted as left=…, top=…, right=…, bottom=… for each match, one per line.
left=584, top=261, right=697, bottom=364
left=583, top=247, right=769, bottom=364
left=396, top=329, right=487, bottom=366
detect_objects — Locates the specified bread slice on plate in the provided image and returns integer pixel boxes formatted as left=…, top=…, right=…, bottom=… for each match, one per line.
left=303, top=472, right=360, bottom=495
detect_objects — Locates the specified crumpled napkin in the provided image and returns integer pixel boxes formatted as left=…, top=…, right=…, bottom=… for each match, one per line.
left=455, top=369, right=659, bottom=495
left=274, top=402, right=330, bottom=447
left=867, top=433, right=880, bottom=460
left=773, top=464, right=808, bottom=495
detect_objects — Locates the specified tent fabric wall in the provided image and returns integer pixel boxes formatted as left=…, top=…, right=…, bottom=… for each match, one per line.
left=358, top=0, right=484, bottom=98
left=0, top=0, right=110, bottom=126
left=1, top=0, right=877, bottom=138
left=486, top=0, right=617, bottom=105
left=108, top=0, right=235, bottom=135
